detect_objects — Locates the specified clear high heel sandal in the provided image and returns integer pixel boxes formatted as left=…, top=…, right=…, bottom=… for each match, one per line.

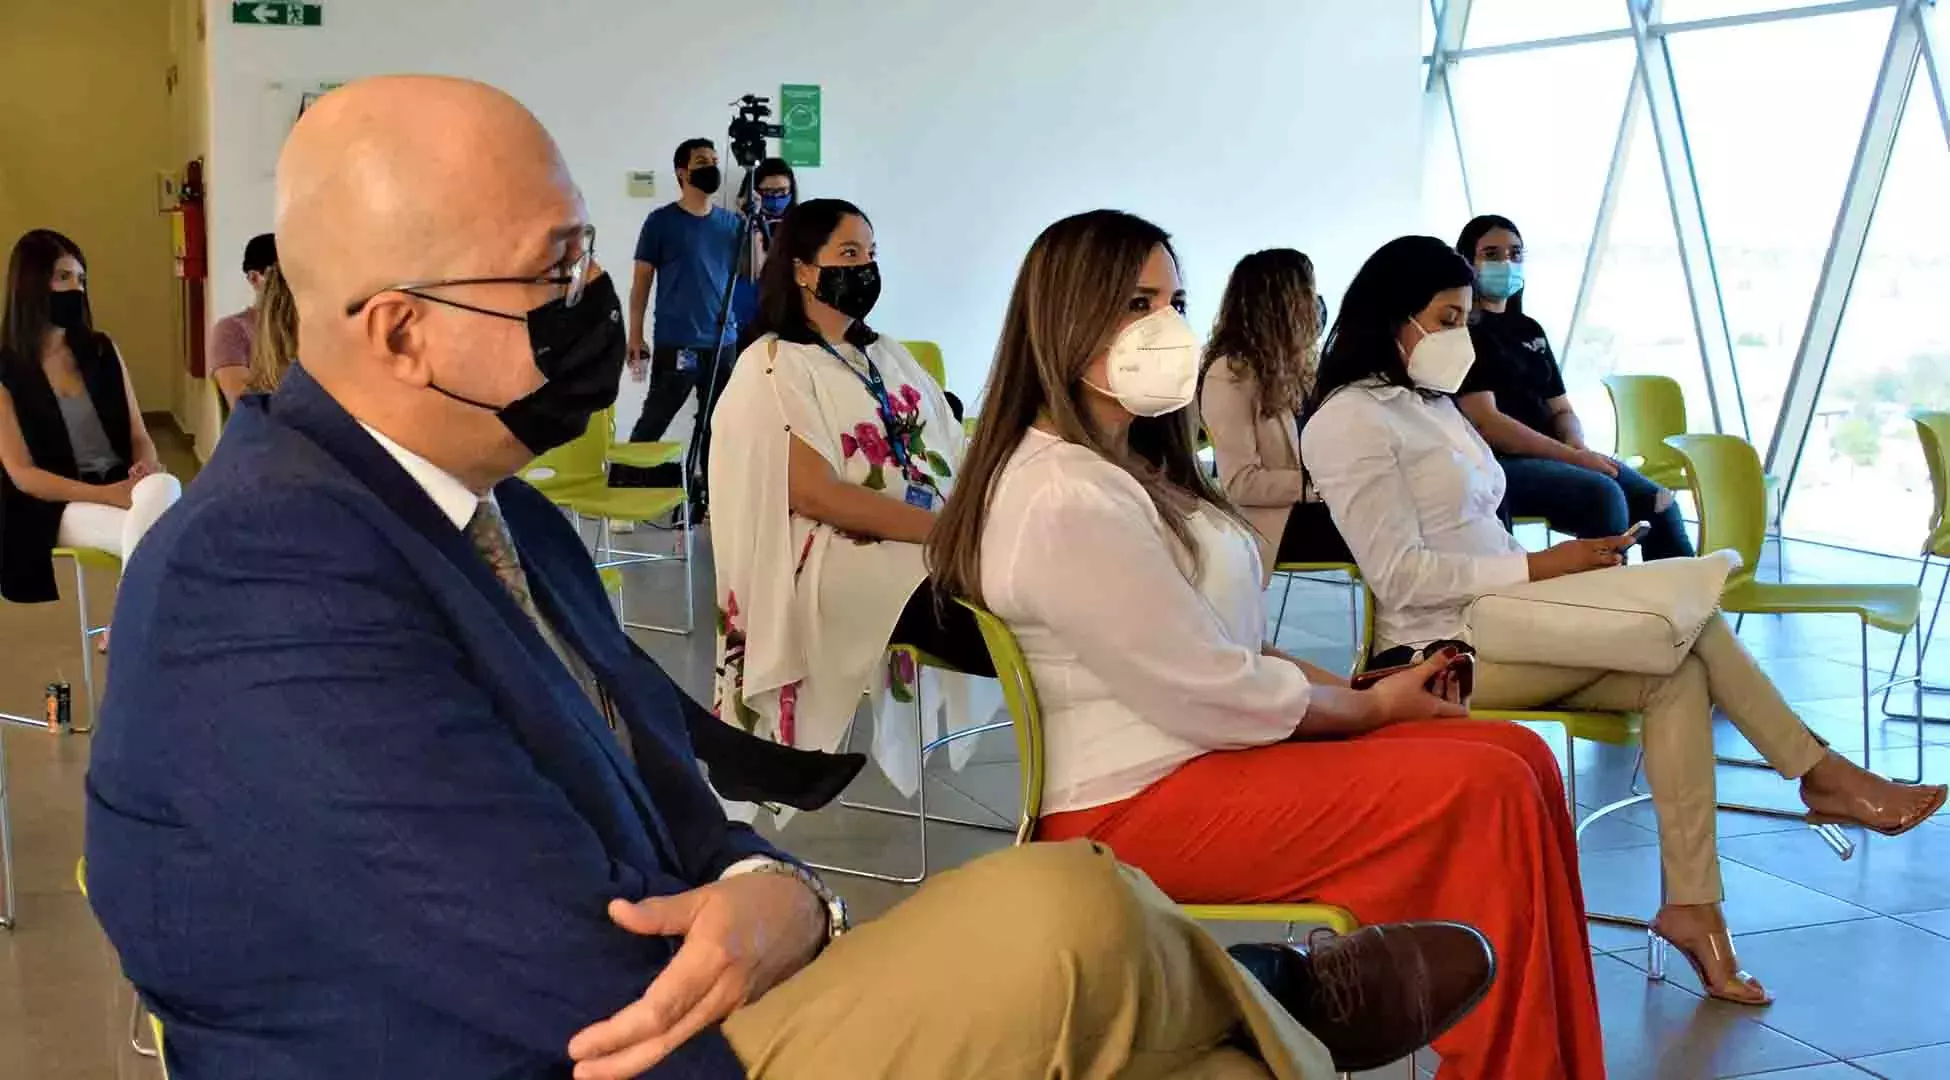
left=1647, top=923, right=1772, bottom=1006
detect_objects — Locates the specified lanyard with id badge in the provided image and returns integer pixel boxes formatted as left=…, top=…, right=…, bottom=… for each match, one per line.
left=817, top=341, right=939, bottom=511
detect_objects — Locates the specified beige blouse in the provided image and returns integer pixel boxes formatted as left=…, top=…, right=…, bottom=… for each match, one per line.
left=1200, top=360, right=1307, bottom=578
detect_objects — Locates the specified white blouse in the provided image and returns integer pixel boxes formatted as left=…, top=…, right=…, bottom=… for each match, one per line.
left=980, top=428, right=1313, bottom=814
left=1301, top=381, right=1532, bottom=652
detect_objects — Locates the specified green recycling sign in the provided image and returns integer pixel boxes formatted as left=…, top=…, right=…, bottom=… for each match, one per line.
left=233, top=2, right=323, bottom=26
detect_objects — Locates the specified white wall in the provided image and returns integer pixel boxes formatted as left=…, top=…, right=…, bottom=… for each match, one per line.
left=206, top=0, right=1422, bottom=435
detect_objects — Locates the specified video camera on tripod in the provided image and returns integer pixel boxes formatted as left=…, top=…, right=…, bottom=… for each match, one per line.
left=727, top=94, right=784, bottom=170
left=680, top=94, right=784, bottom=513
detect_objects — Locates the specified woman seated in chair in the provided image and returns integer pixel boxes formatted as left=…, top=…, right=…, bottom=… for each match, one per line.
left=1301, top=234, right=1947, bottom=1007
left=929, top=209, right=1605, bottom=1080
left=1199, top=248, right=1351, bottom=579
left=708, top=198, right=992, bottom=767
left=0, top=229, right=181, bottom=605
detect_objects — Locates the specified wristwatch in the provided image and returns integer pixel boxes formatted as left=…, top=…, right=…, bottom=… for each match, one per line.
left=721, top=857, right=851, bottom=946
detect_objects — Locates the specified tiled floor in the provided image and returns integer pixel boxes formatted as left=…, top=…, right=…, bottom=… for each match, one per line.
left=4, top=457, right=1950, bottom=1077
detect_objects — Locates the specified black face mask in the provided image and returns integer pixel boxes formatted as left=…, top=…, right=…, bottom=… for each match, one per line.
left=430, top=273, right=627, bottom=456
left=812, top=261, right=881, bottom=321
left=687, top=165, right=722, bottom=196
left=47, top=290, right=89, bottom=332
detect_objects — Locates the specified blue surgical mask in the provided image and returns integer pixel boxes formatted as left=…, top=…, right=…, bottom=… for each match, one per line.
left=760, top=192, right=792, bottom=218
left=1476, top=260, right=1525, bottom=302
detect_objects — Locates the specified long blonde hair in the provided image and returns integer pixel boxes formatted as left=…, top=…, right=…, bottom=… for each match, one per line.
left=1203, top=248, right=1319, bottom=417
left=246, top=264, right=298, bottom=393
left=928, top=210, right=1232, bottom=606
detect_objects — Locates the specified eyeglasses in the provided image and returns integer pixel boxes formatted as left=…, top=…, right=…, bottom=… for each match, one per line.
left=343, top=223, right=597, bottom=318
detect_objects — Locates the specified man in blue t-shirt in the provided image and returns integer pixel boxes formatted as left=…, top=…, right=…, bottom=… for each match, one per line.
left=620, top=137, right=743, bottom=484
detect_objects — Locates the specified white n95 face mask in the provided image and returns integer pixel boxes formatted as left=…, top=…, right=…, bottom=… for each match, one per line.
left=1402, top=320, right=1477, bottom=394
left=1087, top=308, right=1201, bottom=417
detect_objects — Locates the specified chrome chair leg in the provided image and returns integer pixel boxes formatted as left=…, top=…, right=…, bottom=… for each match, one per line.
left=1882, top=554, right=1947, bottom=724
left=1271, top=574, right=1296, bottom=650
left=810, top=682, right=1016, bottom=885
left=1578, top=792, right=1657, bottom=930
left=613, top=494, right=697, bottom=637
left=0, top=724, right=14, bottom=930
left=130, top=995, right=158, bottom=1058
left=70, top=554, right=100, bottom=734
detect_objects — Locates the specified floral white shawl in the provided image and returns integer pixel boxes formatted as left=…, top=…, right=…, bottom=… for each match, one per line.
left=707, top=333, right=992, bottom=799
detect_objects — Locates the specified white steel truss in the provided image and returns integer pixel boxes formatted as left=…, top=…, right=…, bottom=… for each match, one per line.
left=1423, top=0, right=1949, bottom=544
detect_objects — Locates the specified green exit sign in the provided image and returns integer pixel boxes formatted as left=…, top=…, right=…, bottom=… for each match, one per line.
left=232, top=1, right=322, bottom=26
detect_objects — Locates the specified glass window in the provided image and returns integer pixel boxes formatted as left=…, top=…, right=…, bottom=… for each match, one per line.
left=1561, top=101, right=1716, bottom=457
left=1423, top=104, right=1472, bottom=240
left=1781, top=68, right=1950, bottom=556
left=1656, top=0, right=1877, bottom=25
left=1667, top=9, right=1889, bottom=452
left=1448, top=39, right=1637, bottom=343
left=1463, top=0, right=1630, bottom=50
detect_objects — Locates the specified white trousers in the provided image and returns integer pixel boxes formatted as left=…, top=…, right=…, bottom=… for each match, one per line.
left=54, top=474, right=182, bottom=567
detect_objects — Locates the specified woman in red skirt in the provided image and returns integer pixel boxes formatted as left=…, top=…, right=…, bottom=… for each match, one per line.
left=928, top=210, right=1605, bottom=1080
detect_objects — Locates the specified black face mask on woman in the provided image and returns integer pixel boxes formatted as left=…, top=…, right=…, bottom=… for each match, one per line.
left=429, top=272, right=627, bottom=455
left=812, top=261, right=881, bottom=321
left=47, top=290, right=89, bottom=332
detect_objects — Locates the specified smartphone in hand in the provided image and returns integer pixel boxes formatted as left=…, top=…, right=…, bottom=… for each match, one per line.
left=1350, top=652, right=1474, bottom=702
left=1621, top=520, right=1652, bottom=547
left=1349, top=664, right=1414, bottom=691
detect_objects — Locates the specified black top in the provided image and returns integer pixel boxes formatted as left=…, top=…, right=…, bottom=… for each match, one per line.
left=0, top=332, right=133, bottom=603
left=1460, top=309, right=1565, bottom=441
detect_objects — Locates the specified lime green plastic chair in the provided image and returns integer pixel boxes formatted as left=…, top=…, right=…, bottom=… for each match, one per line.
left=76, top=858, right=167, bottom=1072
left=1603, top=375, right=1693, bottom=491
left=958, top=599, right=1361, bottom=937
left=521, top=409, right=692, bottom=635
left=900, top=340, right=946, bottom=388
left=1667, top=433, right=1925, bottom=781
left=605, top=408, right=687, bottom=476
left=1882, top=411, right=1950, bottom=722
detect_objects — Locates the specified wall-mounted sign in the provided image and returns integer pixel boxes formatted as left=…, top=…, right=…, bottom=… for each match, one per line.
left=233, top=2, right=322, bottom=27
left=627, top=171, right=658, bottom=199
left=780, top=84, right=821, bottom=168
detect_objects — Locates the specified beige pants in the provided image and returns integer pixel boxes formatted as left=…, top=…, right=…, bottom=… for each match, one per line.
left=722, top=840, right=1337, bottom=1080
left=1473, top=615, right=1827, bottom=905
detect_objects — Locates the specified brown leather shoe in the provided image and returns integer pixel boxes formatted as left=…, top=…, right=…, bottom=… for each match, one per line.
left=1228, top=922, right=1495, bottom=1072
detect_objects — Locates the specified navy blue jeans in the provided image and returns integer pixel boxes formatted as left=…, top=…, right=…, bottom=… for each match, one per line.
left=1498, top=455, right=1695, bottom=561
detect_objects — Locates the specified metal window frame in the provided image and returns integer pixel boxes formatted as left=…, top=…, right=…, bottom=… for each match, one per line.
left=1425, top=0, right=1947, bottom=555
left=1426, top=0, right=1479, bottom=212
left=1628, top=0, right=1754, bottom=438
left=1768, top=0, right=1930, bottom=494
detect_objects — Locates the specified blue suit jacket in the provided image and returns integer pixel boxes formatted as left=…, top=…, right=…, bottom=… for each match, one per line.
left=85, top=368, right=782, bottom=1079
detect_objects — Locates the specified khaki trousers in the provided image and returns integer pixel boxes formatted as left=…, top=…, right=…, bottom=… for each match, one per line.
left=722, top=840, right=1337, bottom=1080
left=1473, top=614, right=1827, bottom=905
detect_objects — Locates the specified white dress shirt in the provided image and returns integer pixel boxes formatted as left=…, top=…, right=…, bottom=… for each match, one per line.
left=981, top=428, right=1312, bottom=814
left=362, top=425, right=482, bottom=529
left=1301, top=380, right=1532, bottom=652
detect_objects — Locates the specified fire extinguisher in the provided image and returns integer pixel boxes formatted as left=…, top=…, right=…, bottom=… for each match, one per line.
left=173, top=159, right=209, bottom=376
